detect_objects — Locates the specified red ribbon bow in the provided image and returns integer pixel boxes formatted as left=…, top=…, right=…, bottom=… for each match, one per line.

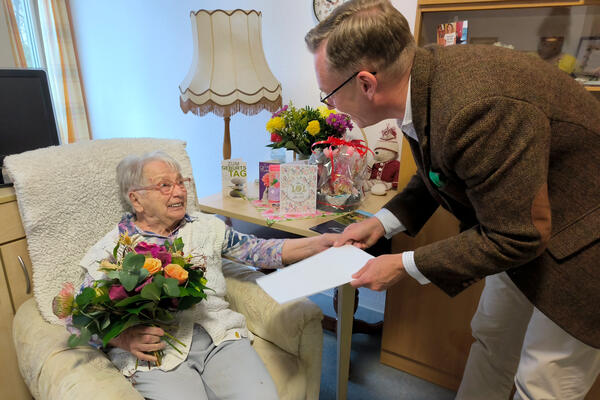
left=311, top=136, right=373, bottom=187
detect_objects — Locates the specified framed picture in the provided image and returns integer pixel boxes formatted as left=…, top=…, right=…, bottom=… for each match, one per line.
left=575, top=36, right=600, bottom=75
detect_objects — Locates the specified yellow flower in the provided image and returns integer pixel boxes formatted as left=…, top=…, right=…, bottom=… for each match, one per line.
left=266, top=117, right=285, bottom=133
left=99, top=259, right=120, bottom=271
left=164, top=263, right=189, bottom=285
left=118, top=233, right=134, bottom=246
left=142, top=257, right=163, bottom=275
left=306, top=120, right=320, bottom=136
left=318, top=105, right=334, bottom=118
left=94, top=286, right=108, bottom=297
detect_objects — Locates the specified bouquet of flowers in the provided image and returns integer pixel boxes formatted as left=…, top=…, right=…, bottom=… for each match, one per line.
left=266, top=103, right=353, bottom=157
left=52, top=234, right=209, bottom=365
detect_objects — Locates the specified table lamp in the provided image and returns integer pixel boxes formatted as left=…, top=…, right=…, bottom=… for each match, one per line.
left=179, top=9, right=282, bottom=159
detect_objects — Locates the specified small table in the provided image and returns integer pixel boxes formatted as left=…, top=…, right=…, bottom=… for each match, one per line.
left=197, top=190, right=397, bottom=400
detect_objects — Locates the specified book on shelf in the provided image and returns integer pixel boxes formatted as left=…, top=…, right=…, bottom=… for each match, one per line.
left=309, top=209, right=373, bottom=234
left=436, top=20, right=468, bottom=47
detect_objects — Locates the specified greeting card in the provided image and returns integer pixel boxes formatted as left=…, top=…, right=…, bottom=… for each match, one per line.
left=279, top=163, right=317, bottom=215
left=221, top=159, right=247, bottom=198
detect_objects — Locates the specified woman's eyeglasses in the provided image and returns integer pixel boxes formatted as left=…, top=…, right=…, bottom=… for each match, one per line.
left=131, top=177, right=191, bottom=195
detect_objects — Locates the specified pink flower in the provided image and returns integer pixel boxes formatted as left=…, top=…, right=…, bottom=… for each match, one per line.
left=135, top=242, right=172, bottom=266
left=135, top=242, right=162, bottom=257
left=271, top=104, right=288, bottom=118
left=52, top=282, right=75, bottom=319
left=261, top=174, right=271, bottom=187
left=134, top=277, right=154, bottom=293
left=109, top=284, right=129, bottom=301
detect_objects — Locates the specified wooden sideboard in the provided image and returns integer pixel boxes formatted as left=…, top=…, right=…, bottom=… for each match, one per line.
left=0, top=187, right=33, bottom=399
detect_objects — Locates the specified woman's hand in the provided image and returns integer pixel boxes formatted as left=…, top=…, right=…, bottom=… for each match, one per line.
left=281, top=233, right=340, bottom=265
left=109, top=325, right=165, bottom=362
left=313, top=233, right=341, bottom=254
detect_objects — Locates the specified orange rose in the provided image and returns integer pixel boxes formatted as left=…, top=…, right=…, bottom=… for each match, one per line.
left=164, top=263, right=189, bottom=284
left=142, top=257, right=163, bottom=275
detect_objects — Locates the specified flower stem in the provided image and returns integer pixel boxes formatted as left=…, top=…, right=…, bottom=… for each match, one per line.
left=162, top=331, right=186, bottom=347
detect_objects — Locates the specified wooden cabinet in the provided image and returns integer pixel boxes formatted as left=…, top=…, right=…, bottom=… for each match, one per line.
left=0, top=187, right=33, bottom=400
left=381, top=1, right=600, bottom=396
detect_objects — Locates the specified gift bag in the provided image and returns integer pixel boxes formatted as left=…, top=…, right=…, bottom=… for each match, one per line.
left=310, top=137, right=371, bottom=212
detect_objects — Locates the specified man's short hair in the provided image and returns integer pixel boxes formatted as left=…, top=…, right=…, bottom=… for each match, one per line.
left=305, top=0, right=415, bottom=77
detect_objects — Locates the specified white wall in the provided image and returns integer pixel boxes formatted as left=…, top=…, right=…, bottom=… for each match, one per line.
left=68, top=0, right=417, bottom=198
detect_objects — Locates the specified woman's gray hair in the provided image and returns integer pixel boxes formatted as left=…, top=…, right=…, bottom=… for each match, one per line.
left=305, top=0, right=415, bottom=77
left=116, top=151, right=182, bottom=211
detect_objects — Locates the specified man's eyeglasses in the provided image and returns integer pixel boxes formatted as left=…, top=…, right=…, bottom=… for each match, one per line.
left=131, top=177, right=191, bottom=195
left=320, top=71, right=377, bottom=106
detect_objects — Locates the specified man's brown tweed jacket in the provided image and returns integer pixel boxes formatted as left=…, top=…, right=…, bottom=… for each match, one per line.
left=385, top=45, right=600, bottom=348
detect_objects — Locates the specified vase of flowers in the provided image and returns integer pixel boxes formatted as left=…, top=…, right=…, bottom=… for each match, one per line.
left=265, top=103, right=354, bottom=157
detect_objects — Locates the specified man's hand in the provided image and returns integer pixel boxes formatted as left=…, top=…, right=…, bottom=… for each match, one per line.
left=350, top=253, right=407, bottom=290
left=334, top=217, right=385, bottom=249
left=109, top=325, right=165, bottom=362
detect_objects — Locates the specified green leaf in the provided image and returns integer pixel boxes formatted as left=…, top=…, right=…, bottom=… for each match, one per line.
left=177, top=296, right=202, bottom=310
left=106, top=270, right=120, bottom=280
left=119, top=270, right=139, bottom=291
left=68, top=333, right=83, bottom=348
left=122, top=253, right=145, bottom=272
left=173, top=237, right=184, bottom=252
left=170, top=256, right=186, bottom=267
left=78, top=326, right=92, bottom=345
left=153, top=274, right=166, bottom=287
left=163, top=278, right=180, bottom=297
left=102, top=318, right=126, bottom=347
left=114, top=294, right=142, bottom=307
left=75, top=287, right=97, bottom=307
left=126, top=302, right=153, bottom=315
left=140, top=282, right=161, bottom=301
left=155, top=308, right=174, bottom=322
left=72, top=313, right=92, bottom=328
left=101, top=315, right=111, bottom=330
left=112, top=241, right=120, bottom=260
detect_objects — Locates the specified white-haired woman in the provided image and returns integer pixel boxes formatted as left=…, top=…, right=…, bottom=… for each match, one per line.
left=75, top=151, right=336, bottom=400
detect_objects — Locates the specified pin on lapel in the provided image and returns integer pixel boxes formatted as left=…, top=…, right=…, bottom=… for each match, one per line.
left=428, top=170, right=446, bottom=188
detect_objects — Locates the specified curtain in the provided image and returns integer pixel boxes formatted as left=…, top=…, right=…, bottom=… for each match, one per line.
left=36, top=0, right=91, bottom=143
left=2, top=0, right=27, bottom=67
left=5, top=0, right=91, bottom=143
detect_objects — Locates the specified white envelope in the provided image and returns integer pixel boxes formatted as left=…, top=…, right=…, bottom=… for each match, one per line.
left=256, top=245, right=374, bottom=304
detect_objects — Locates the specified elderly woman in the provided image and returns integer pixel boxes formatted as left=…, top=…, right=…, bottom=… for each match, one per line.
left=76, top=151, right=336, bottom=400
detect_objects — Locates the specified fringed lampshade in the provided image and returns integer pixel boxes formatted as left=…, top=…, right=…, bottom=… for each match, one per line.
left=179, top=9, right=282, bottom=159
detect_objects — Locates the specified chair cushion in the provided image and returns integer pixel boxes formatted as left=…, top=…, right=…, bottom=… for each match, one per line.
left=4, top=138, right=198, bottom=323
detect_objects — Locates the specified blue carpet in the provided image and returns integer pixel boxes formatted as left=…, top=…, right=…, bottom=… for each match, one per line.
left=310, top=293, right=456, bottom=400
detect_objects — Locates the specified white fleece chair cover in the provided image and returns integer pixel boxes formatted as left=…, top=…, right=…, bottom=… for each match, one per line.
left=5, top=138, right=199, bottom=323
left=5, top=138, right=323, bottom=400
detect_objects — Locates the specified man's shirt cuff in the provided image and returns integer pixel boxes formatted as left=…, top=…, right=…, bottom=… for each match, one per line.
left=402, top=251, right=430, bottom=285
left=375, top=208, right=406, bottom=239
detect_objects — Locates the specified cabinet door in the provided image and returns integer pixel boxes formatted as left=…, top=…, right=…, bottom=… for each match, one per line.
left=1, top=239, right=33, bottom=312
left=0, top=258, right=32, bottom=399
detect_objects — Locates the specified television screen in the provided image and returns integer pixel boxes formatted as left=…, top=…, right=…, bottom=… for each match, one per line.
left=0, top=69, right=60, bottom=184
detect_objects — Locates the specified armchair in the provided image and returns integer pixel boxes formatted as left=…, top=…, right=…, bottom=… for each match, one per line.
left=5, top=138, right=323, bottom=400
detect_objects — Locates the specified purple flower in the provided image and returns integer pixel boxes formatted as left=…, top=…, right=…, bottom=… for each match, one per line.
left=134, top=277, right=154, bottom=293
left=109, top=284, right=129, bottom=301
